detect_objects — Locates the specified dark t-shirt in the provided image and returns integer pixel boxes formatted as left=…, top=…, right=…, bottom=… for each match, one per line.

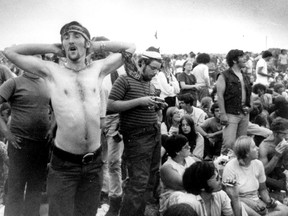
left=108, top=75, right=158, bottom=133
left=0, top=64, right=14, bottom=85
left=177, top=72, right=197, bottom=95
left=0, top=74, right=50, bottom=141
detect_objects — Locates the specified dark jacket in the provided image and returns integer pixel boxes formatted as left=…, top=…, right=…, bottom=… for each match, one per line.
left=221, top=68, right=252, bottom=115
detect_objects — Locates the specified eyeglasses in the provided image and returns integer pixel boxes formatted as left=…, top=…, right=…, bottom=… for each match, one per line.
left=147, top=64, right=161, bottom=71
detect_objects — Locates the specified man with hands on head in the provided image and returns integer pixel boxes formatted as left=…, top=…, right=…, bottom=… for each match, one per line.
left=4, top=21, right=136, bottom=216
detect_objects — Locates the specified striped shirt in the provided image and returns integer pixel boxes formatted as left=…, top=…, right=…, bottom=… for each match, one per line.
left=109, top=75, right=158, bottom=133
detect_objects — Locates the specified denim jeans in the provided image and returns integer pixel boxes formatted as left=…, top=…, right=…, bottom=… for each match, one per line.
left=101, top=114, right=124, bottom=198
left=5, top=138, right=49, bottom=216
left=47, top=148, right=103, bottom=216
left=222, top=113, right=249, bottom=153
left=119, top=124, right=161, bottom=216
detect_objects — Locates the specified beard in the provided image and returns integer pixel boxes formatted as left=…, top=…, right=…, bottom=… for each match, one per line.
left=67, top=50, right=81, bottom=61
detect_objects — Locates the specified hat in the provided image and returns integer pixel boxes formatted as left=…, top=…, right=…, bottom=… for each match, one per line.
left=142, top=51, right=162, bottom=60
left=141, top=46, right=162, bottom=60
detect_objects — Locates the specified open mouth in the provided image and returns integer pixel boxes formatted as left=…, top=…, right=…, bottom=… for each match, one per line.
left=69, top=46, right=77, bottom=52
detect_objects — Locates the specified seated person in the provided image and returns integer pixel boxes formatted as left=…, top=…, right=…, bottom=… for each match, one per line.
left=159, top=134, right=197, bottom=214
left=177, top=93, right=207, bottom=126
left=223, top=135, right=288, bottom=216
left=163, top=203, right=199, bottom=216
left=252, top=83, right=273, bottom=113
left=269, top=96, right=288, bottom=125
left=167, top=161, right=247, bottom=216
left=179, top=114, right=205, bottom=159
left=259, top=117, right=288, bottom=192
left=161, top=106, right=181, bottom=136
left=200, top=102, right=223, bottom=158
left=200, top=96, right=213, bottom=118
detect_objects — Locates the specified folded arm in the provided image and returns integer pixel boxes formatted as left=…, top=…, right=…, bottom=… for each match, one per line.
left=90, top=41, right=136, bottom=77
left=4, top=44, right=62, bottom=77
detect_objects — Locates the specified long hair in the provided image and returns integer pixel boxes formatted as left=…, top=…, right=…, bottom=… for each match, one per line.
left=165, top=106, right=178, bottom=131
left=179, top=115, right=197, bottom=151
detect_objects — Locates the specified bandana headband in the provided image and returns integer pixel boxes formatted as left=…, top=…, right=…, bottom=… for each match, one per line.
left=61, top=25, right=90, bottom=41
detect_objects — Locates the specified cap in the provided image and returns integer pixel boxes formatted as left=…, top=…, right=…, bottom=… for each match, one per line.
left=142, top=50, right=162, bottom=60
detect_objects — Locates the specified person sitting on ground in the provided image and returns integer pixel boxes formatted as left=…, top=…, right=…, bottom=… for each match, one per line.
left=252, top=83, right=273, bottom=114
left=179, top=114, right=205, bottom=159
left=167, top=161, right=247, bottom=216
left=200, top=96, right=213, bottom=118
left=178, top=93, right=207, bottom=126
left=200, top=102, right=224, bottom=158
left=259, top=117, right=288, bottom=192
left=161, top=106, right=181, bottom=136
left=159, top=134, right=197, bottom=214
left=163, top=203, right=199, bottom=216
left=269, top=96, right=288, bottom=125
left=223, top=135, right=288, bottom=216
left=273, top=83, right=288, bottom=101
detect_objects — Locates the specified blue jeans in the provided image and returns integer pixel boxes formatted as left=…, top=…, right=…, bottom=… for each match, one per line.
left=5, top=138, right=49, bottom=216
left=47, top=148, right=103, bottom=216
left=222, top=113, right=249, bottom=153
left=101, top=114, right=124, bottom=197
left=120, top=124, right=161, bottom=216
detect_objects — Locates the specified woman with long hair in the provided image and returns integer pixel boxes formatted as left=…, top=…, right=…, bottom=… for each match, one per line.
left=161, top=106, right=181, bottom=136
left=179, top=114, right=205, bottom=159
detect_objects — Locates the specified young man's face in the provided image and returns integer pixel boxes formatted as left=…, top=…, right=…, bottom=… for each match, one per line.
left=214, top=108, right=221, bottom=119
left=142, top=60, right=162, bottom=81
left=236, top=55, right=247, bottom=68
left=62, top=31, right=88, bottom=61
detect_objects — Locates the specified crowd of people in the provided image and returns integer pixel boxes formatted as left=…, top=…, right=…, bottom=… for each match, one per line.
left=0, top=21, right=288, bottom=216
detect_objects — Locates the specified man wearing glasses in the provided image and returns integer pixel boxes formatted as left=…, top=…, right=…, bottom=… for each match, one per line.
left=108, top=48, right=166, bottom=216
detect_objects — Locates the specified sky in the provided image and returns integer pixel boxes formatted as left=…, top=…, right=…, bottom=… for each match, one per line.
left=0, top=0, right=288, bottom=54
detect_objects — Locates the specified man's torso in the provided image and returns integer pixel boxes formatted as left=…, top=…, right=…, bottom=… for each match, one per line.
left=46, top=61, right=104, bottom=154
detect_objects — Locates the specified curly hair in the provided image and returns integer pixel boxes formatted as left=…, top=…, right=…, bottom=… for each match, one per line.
left=226, top=49, right=244, bottom=68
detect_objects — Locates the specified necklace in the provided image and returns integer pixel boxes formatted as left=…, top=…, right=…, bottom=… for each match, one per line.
left=64, top=62, right=88, bottom=72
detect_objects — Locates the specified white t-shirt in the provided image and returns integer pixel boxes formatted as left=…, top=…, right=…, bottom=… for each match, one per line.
left=192, top=63, right=210, bottom=87
left=255, top=58, right=268, bottom=86
left=222, top=158, right=266, bottom=198
left=279, top=54, right=288, bottom=65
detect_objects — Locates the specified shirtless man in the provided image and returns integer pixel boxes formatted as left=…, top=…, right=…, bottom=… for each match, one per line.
left=4, top=21, right=135, bottom=216
left=259, top=117, right=288, bottom=192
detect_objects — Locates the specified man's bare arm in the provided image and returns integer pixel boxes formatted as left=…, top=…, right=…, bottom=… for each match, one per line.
left=257, top=66, right=271, bottom=77
left=259, top=144, right=281, bottom=175
left=90, top=41, right=136, bottom=77
left=4, top=44, right=62, bottom=77
left=216, top=74, right=226, bottom=115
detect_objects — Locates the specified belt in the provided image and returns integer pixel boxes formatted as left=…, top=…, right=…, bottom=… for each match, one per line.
left=52, top=145, right=102, bottom=165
